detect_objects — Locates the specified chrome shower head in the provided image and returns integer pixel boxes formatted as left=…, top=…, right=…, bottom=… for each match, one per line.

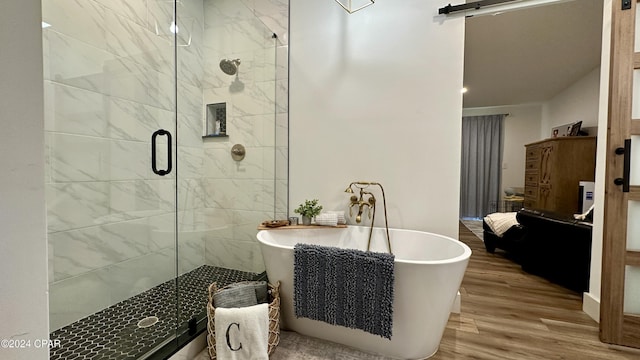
left=219, top=58, right=241, bottom=75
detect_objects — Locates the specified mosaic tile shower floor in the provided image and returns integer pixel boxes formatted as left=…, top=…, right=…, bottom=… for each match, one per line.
left=49, top=265, right=257, bottom=360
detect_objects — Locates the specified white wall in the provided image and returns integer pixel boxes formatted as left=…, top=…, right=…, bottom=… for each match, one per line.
left=0, top=1, right=50, bottom=359
left=542, top=66, right=601, bottom=138
left=289, top=0, right=465, bottom=238
left=584, top=0, right=611, bottom=323
left=463, top=104, right=543, bottom=202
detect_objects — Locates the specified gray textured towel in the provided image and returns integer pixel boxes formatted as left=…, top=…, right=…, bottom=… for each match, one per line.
left=293, top=243, right=394, bottom=339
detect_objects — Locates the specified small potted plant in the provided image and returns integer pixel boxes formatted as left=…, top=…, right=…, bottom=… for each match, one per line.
left=294, top=199, right=323, bottom=225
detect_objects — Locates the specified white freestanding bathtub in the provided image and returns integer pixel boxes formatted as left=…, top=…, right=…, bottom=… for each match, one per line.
left=257, top=225, right=471, bottom=359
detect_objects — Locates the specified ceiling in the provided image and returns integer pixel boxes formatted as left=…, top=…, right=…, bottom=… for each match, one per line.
left=462, top=0, right=604, bottom=108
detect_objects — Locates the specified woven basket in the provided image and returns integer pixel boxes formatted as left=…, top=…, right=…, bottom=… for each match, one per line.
left=206, top=281, right=281, bottom=359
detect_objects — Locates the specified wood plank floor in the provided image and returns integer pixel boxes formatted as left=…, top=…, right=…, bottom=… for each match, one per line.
left=430, top=223, right=640, bottom=360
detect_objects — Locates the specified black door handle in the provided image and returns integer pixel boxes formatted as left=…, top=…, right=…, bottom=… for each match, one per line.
left=151, top=129, right=172, bottom=176
left=614, top=139, right=631, bottom=192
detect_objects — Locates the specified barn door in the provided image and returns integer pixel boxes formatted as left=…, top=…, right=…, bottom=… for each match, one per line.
left=601, top=0, right=640, bottom=348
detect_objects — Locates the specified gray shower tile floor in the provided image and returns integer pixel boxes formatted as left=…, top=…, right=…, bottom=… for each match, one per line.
left=192, top=330, right=397, bottom=359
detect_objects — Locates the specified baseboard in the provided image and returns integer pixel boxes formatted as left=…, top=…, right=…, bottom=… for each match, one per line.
left=451, top=291, right=461, bottom=314
left=583, top=292, right=600, bottom=323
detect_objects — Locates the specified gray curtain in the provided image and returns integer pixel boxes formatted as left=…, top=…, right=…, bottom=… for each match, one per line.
left=460, top=115, right=504, bottom=219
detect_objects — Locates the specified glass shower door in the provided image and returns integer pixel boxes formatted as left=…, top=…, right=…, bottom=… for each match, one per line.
left=45, top=0, right=289, bottom=357
left=44, top=0, right=180, bottom=358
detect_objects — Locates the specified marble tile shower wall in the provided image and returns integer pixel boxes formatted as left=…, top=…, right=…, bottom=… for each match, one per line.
left=200, top=0, right=289, bottom=273
left=43, top=0, right=288, bottom=332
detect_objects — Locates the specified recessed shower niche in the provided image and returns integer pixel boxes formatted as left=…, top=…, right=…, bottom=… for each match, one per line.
left=205, top=102, right=227, bottom=137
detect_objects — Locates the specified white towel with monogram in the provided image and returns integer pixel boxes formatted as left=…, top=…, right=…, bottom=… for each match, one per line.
left=215, top=303, right=269, bottom=360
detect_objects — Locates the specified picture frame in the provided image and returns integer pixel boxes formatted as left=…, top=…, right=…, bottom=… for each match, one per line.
left=569, top=121, right=582, bottom=136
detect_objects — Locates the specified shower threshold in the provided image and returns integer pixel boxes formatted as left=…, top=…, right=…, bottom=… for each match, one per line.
left=49, top=265, right=259, bottom=360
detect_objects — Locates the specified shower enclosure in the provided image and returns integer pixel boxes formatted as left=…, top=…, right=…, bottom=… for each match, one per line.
left=43, top=0, right=288, bottom=358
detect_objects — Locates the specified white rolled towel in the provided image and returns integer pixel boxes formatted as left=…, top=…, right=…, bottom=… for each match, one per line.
left=324, top=211, right=346, bottom=225
left=315, top=213, right=338, bottom=226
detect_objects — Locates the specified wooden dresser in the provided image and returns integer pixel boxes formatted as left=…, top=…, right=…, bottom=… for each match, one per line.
left=524, top=136, right=596, bottom=215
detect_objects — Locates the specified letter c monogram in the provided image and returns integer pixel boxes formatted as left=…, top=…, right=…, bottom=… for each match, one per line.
left=225, top=322, right=242, bottom=351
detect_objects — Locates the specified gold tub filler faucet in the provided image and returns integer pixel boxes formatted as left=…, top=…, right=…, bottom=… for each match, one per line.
left=344, top=181, right=392, bottom=254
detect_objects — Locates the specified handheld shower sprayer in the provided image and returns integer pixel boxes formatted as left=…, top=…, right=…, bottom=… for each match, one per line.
left=344, top=181, right=392, bottom=253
